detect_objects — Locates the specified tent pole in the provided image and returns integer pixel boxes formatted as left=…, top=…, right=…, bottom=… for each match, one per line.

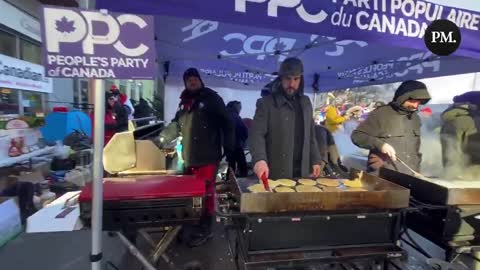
left=79, top=1, right=105, bottom=270
left=91, top=79, right=105, bottom=270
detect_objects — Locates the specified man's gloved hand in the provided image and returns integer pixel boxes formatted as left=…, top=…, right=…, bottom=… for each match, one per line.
left=381, top=143, right=397, bottom=161
left=254, top=160, right=269, bottom=180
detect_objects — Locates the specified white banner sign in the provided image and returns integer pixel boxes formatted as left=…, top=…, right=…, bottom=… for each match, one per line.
left=0, top=54, right=53, bottom=93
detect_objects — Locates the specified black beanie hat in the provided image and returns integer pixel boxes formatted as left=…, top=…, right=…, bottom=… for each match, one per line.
left=183, top=68, right=204, bottom=85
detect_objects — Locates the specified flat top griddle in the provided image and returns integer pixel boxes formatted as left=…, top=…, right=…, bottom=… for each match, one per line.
left=232, top=170, right=410, bottom=213
left=380, top=168, right=480, bottom=205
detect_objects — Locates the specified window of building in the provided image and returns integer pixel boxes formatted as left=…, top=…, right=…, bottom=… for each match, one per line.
left=22, top=91, right=44, bottom=116
left=74, top=80, right=90, bottom=111
left=20, top=38, right=41, bottom=64
left=0, top=30, right=17, bottom=58
left=0, top=88, right=19, bottom=115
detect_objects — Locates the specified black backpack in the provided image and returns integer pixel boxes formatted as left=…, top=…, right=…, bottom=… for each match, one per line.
left=63, top=129, right=92, bottom=151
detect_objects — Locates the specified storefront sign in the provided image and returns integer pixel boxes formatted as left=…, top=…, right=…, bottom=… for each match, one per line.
left=0, top=0, right=41, bottom=41
left=0, top=54, right=53, bottom=93
left=40, top=6, right=157, bottom=79
left=6, top=119, right=29, bottom=130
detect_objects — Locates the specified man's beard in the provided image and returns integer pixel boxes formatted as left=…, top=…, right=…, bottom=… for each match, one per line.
left=284, top=88, right=298, bottom=96
left=187, top=86, right=201, bottom=92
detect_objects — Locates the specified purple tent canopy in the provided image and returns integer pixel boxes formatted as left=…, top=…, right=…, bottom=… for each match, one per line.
left=97, top=0, right=480, bottom=92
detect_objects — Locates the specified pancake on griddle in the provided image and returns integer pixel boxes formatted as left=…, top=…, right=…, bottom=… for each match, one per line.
left=298, top=179, right=316, bottom=186
left=275, top=187, right=295, bottom=193
left=248, top=184, right=268, bottom=193
left=276, top=179, right=296, bottom=187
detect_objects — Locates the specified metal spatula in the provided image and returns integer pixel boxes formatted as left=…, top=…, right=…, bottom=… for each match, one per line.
left=395, top=156, right=429, bottom=180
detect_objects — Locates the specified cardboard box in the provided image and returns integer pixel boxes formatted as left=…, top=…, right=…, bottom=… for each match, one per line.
left=0, top=197, right=22, bottom=247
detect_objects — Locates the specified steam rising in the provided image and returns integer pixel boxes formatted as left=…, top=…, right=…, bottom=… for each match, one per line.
left=333, top=118, right=480, bottom=181
left=420, top=123, right=479, bottom=181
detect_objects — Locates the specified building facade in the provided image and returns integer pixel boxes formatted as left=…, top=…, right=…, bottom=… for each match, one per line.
left=0, top=0, right=83, bottom=117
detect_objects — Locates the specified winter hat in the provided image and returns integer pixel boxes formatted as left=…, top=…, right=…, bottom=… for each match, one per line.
left=279, top=57, right=303, bottom=77
left=453, top=91, right=480, bottom=105
left=183, top=68, right=204, bottom=86
left=393, top=80, right=431, bottom=105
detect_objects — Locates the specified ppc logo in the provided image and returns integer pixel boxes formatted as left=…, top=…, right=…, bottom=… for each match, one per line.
left=220, top=33, right=296, bottom=62
left=182, top=19, right=219, bottom=42
left=424, top=19, right=461, bottom=56
left=235, top=0, right=328, bottom=24
left=43, top=8, right=150, bottom=57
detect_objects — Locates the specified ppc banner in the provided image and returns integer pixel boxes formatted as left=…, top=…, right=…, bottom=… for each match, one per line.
left=40, top=6, right=156, bottom=79
left=97, top=0, right=480, bottom=60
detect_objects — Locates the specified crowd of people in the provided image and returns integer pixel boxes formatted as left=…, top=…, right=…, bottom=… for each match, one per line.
left=92, top=84, right=157, bottom=145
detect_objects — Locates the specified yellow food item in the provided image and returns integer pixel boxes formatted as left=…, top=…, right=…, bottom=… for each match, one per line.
left=296, top=185, right=322, bottom=192
left=275, top=187, right=295, bottom=193
left=343, top=178, right=363, bottom=188
left=267, top=180, right=281, bottom=188
left=298, top=179, right=317, bottom=186
left=317, top=178, right=342, bottom=187
left=276, top=179, right=296, bottom=187
left=248, top=184, right=268, bottom=193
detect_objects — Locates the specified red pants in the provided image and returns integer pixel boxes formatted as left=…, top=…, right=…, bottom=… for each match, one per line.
left=187, top=164, right=217, bottom=216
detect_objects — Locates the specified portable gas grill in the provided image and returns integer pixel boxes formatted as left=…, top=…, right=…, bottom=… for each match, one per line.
left=78, top=128, right=208, bottom=269
left=380, top=168, right=480, bottom=265
left=216, top=169, right=410, bottom=269
left=78, top=175, right=205, bottom=230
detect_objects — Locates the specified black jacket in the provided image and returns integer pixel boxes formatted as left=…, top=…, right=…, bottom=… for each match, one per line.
left=351, top=82, right=431, bottom=175
left=228, top=108, right=248, bottom=149
left=314, top=125, right=334, bottom=163
left=160, top=87, right=235, bottom=168
left=113, top=102, right=129, bottom=132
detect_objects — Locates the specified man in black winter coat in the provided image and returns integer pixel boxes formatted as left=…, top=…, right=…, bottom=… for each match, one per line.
left=351, top=80, right=431, bottom=175
left=159, top=68, right=235, bottom=247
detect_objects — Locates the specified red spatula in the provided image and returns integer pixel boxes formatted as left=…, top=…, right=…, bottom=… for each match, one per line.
left=261, top=172, right=271, bottom=192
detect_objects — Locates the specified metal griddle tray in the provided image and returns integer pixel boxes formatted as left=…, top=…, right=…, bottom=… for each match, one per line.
left=380, top=168, right=480, bottom=205
left=233, top=169, right=410, bottom=213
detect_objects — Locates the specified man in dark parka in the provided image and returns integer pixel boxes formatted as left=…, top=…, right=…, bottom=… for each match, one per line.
left=159, top=68, right=234, bottom=247
left=250, top=57, right=323, bottom=180
left=351, top=80, right=431, bottom=175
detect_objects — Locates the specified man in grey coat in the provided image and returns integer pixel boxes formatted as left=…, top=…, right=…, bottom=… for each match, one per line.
left=250, top=57, right=323, bottom=180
